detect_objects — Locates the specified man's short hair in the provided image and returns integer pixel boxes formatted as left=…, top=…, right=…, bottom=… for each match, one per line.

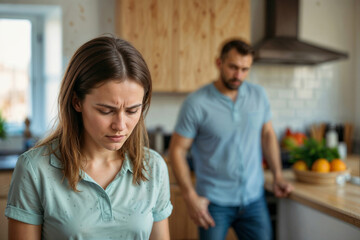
left=220, top=39, right=255, bottom=60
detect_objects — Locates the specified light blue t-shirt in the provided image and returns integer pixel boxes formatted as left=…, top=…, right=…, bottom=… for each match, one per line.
left=175, top=81, right=271, bottom=206
left=5, top=142, right=172, bottom=240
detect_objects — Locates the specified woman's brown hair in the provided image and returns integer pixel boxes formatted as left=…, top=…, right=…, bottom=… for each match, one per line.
left=37, top=36, right=152, bottom=191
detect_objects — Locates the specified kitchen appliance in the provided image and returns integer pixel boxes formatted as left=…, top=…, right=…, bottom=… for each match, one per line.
left=254, top=0, right=348, bottom=65
left=148, top=126, right=165, bottom=153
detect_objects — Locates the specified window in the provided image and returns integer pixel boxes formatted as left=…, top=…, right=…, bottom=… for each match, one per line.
left=0, top=18, right=33, bottom=134
left=0, top=4, right=62, bottom=137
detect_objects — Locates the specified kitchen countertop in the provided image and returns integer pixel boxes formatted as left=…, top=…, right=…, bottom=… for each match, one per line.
left=264, top=155, right=360, bottom=228
left=0, top=154, right=20, bottom=171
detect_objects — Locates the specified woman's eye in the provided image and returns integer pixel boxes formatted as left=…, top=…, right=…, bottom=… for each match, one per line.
left=98, top=109, right=112, bottom=115
left=127, top=109, right=139, bottom=114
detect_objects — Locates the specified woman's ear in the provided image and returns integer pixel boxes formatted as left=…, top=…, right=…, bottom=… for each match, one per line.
left=72, top=93, right=82, bottom=112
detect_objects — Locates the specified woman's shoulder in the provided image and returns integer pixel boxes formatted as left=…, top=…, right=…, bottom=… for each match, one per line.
left=144, top=148, right=168, bottom=174
left=145, top=148, right=166, bottom=165
left=16, top=143, right=56, bottom=172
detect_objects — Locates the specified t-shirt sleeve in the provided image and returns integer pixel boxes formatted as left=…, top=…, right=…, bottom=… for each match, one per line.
left=152, top=154, right=173, bottom=222
left=5, top=153, right=43, bottom=225
left=174, top=97, right=200, bottom=139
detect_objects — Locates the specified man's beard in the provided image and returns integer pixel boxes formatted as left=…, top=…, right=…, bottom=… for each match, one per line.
left=221, top=75, right=242, bottom=90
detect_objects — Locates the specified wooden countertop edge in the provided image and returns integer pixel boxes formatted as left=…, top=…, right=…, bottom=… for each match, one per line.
left=264, top=175, right=360, bottom=228
left=289, top=193, right=360, bottom=228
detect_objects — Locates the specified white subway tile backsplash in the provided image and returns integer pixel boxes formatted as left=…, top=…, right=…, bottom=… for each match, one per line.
left=304, top=80, right=321, bottom=89
left=288, top=100, right=304, bottom=109
left=296, top=89, right=313, bottom=99
left=305, top=100, right=318, bottom=108
left=276, top=109, right=296, bottom=118
left=288, top=78, right=302, bottom=89
left=266, top=78, right=286, bottom=88
left=270, top=99, right=287, bottom=109
left=295, top=110, right=315, bottom=119
left=264, top=88, right=278, bottom=98
left=278, top=89, right=295, bottom=99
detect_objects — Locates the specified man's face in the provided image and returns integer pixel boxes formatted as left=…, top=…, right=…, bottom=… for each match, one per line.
left=218, top=48, right=253, bottom=90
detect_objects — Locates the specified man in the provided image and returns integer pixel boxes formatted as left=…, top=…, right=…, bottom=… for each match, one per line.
left=168, top=39, right=293, bottom=240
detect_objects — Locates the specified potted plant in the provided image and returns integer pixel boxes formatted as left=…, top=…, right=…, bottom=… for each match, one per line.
left=0, top=111, right=6, bottom=139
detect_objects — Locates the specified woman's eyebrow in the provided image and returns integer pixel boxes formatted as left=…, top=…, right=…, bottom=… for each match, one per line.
left=126, top=103, right=142, bottom=109
left=95, top=103, right=118, bottom=110
left=95, top=103, right=142, bottom=109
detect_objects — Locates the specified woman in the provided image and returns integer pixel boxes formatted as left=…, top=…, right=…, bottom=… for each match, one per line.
left=5, top=36, right=172, bottom=239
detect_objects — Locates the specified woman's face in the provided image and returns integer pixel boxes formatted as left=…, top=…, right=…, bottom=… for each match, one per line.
left=73, top=79, right=144, bottom=152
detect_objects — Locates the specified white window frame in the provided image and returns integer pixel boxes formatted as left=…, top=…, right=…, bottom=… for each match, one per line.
left=0, top=12, right=45, bottom=136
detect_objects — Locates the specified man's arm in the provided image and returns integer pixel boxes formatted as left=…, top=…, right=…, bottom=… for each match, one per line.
left=261, top=121, right=294, bottom=197
left=8, top=219, right=41, bottom=240
left=168, top=133, right=215, bottom=229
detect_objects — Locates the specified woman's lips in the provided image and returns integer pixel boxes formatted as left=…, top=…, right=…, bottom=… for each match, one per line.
left=107, top=135, right=125, bottom=142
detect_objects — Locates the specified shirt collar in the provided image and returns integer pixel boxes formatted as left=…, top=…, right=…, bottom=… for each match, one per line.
left=120, top=153, right=134, bottom=174
left=50, top=155, right=63, bottom=169
left=48, top=140, right=63, bottom=169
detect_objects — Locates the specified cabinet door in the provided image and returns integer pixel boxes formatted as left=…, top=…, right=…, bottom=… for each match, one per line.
left=0, top=171, right=12, bottom=240
left=169, top=185, right=198, bottom=239
left=210, top=0, right=251, bottom=52
left=0, top=198, right=8, bottom=239
left=116, top=0, right=250, bottom=93
left=177, top=0, right=250, bottom=92
left=176, top=0, right=213, bottom=92
left=116, top=0, right=177, bottom=91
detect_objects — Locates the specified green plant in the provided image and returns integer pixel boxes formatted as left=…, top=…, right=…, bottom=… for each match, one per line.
left=289, top=138, right=339, bottom=168
left=0, top=111, right=6, bottom=139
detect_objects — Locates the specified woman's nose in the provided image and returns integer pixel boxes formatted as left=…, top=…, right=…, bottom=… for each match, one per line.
left=111, top=113, right=126, bottom=131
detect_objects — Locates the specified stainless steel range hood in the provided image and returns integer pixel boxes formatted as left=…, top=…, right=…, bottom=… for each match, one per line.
left=253, top=0, right=348, bottom=65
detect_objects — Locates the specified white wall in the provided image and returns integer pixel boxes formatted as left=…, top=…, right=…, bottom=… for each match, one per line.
left=355, top=1, right=360, bottom=152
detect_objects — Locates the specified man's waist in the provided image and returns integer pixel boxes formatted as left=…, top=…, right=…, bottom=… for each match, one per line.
left=195, top=178, right=264, bottom=205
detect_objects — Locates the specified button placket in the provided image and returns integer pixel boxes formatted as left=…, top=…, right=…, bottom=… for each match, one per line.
left=98, top=191, right=112, bottom=221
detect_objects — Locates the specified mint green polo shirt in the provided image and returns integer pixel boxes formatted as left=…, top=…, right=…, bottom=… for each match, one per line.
left=5, top=143, right=172, bottom=239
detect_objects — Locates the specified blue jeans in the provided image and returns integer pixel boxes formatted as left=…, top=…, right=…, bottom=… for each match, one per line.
left=199, top=195, right=272, bottom=240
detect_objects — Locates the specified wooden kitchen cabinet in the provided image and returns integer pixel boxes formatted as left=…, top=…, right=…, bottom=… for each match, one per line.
left=116, top=0, right=250, bottom=92
left=169, top=185, right=198, bottom=239
left=0, top=171, right=12, bottom=240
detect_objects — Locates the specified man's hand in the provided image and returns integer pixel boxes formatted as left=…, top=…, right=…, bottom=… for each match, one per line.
left=184, top=192, right=215, bottom=229
left=273, top=178, right=294, bottom=198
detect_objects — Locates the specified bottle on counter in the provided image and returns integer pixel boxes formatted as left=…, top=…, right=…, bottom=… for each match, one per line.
left=337, top=142, right=347, bottom=160
left=336, top=124, right=347, bottom=160
left=153, top=126, right=164, bottom=154
left=326, top=124, right=338, bottom=148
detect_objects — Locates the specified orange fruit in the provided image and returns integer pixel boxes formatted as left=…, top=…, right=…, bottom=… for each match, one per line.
left=292, top=160, right=308, bottom=171
left=311, top=158, right=330, bottom=173
left=330, top=159, right=347, bottom=172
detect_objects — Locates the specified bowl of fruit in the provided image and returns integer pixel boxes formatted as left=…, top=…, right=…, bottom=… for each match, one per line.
left=290, top=138, right=350, bottom=185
